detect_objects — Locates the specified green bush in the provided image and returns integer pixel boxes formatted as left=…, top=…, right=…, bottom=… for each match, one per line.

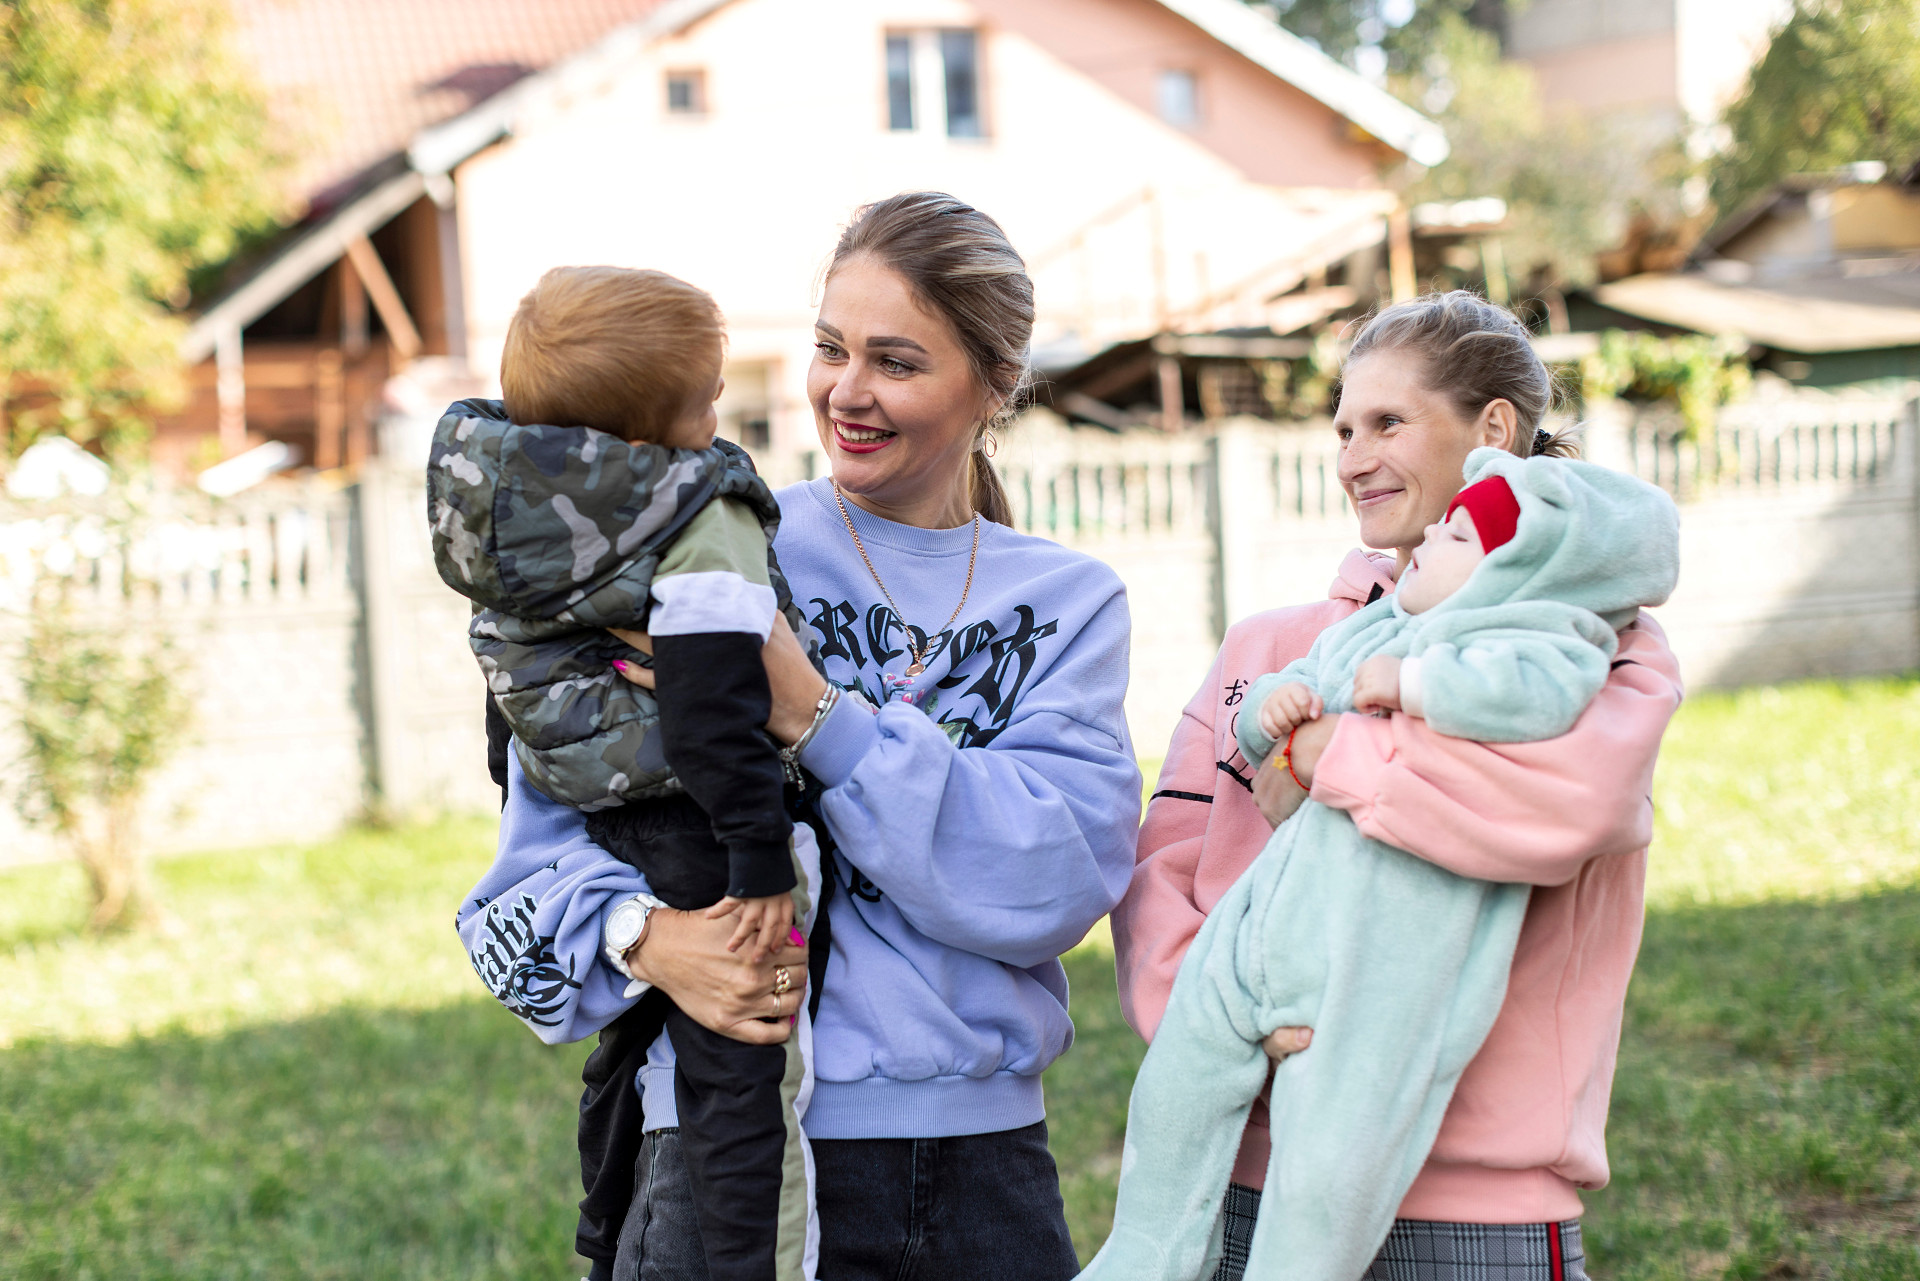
left=10, top=584, right=188, bottom=931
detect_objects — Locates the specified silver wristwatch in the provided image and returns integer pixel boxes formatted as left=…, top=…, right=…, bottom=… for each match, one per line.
left=604, top=893, right=667, bottom=998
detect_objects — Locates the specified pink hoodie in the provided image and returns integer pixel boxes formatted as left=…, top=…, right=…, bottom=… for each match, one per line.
left=1111, top=549, right=1684, bottom=1224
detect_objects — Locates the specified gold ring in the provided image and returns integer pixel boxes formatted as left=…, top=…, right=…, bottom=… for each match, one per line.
left=770, top=991, right=781, bottom=1017
left=773, top=966, right=792, bottom=996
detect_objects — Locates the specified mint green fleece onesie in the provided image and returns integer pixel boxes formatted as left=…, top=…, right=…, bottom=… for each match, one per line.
left=1083, top=448, right=1679, bottom=1281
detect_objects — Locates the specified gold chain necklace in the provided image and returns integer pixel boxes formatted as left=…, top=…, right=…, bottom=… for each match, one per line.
left=832, top=480, right=980, bottom=676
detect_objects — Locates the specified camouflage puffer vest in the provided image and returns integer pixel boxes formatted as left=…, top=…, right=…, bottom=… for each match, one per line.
left=426, top=398, right=810, bottom=809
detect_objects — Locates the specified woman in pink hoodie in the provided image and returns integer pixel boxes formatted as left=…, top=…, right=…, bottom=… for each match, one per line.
left=1111, top=292, right=1684, bottom=1281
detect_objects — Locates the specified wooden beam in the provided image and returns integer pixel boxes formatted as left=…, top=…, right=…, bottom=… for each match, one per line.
left=215, top=323, right=246, bottom=457
left=1074, top=351, right=1158, bottom=403
left=1388, top=206, right=1416, bottom=303
left=343, top=235, right=422, bottom=362
left=1157, top=354, right=1184, bottom=432
left=340, top=257, right=368, bottom=357
left=1480, top=235, right=1510, bottom=305
left=314, top=348, right=345, bottom=471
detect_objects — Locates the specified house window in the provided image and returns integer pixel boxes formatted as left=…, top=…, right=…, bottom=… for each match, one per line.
left=666, top=69, right=706, bottom=115
left=1157, top=69, right=1200, bottom=128
left=717, top=363, right=774, bottom=451
left=885, top=29, right=985, bottom=138
left=941, top=30, right=982, bottom=138
left=886, top=35, right=914, bottom=131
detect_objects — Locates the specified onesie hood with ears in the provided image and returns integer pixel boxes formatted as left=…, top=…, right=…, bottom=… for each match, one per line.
left=1425, top=446, right=1681, bottom=630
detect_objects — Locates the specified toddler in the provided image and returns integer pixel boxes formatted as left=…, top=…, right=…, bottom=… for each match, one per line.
left=1083, top=447, right=1678, bottom=1281
left=429, top=266, right=821, bottom=1281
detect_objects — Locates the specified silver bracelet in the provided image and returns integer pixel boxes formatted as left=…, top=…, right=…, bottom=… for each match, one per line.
left=780, top=683, right=841, bottom=781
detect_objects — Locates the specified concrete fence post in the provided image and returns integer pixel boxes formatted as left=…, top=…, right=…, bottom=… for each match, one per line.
left=1909, top=397, right=1920, bottom=671
left=354, top=461, right=409, bottom=814
left=1581, top=395, right=1633, bottom=474
left=1211, top=419, right=1270, bottom=635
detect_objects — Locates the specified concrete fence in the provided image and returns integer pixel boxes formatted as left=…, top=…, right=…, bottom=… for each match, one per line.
left=2, top=397, right=1914, bottom=865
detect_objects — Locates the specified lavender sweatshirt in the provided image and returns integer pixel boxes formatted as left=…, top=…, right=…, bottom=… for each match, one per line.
left=457, top=477, right=1141, bottom=1139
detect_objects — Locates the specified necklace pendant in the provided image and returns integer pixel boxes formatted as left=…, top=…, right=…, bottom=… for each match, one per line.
left=904, top=660, right=925, bottom=677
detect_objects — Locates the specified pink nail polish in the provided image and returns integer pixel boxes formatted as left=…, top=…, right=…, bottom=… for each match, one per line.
left=612, top=660, right=629, bottom=673
left=789, top=927, right=806, bottom=946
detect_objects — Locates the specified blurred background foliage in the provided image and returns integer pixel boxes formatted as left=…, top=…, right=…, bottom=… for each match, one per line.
left=0, top=0, right=289, bottom=458
left=11, top=579, right=190, bottom=932
left=1712, top=0, right=1920, bottom=217
left=1248, top=0, right=1694, bottom=293
left=1576, top=333, right=1753, bottom=438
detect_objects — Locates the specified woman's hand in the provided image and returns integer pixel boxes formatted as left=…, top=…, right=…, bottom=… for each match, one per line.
left=627, top=906, right=809, bottom=1045
left=1262, top=1026, right=1313, bottom=1063
left=1250, top=711, right=1339, bottom=828
left=610, top=616, right=827, bottom=746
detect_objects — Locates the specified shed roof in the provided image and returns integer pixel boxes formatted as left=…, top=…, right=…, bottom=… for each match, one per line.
left=1592, top=270, right=1920, bottom=354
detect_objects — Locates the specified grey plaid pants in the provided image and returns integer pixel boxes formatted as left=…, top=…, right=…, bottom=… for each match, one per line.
left=1212, top=1183, right=1590, bottom=1281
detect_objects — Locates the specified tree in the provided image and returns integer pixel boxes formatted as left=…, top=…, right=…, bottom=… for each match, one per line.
left=0, top=0, right=287, bottom=458
left=1711, top=0, right=1920, bottom=216
left=1241, top=3, right=1683, bottom=291
left=1392, top=14, right=1684, bottom=290
left=1247, top=0, right=1381, bottom=64
left=1247, top=0, right=1506, bottom=74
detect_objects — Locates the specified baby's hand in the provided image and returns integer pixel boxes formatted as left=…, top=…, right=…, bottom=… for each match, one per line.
left=1352, top=656, right=1403, bottom=715
left=1257, top=682, right=1323, bottom=743
left=706, top=893, right=797, bottom=962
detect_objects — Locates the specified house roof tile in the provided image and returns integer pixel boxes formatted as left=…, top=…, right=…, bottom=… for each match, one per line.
left=232, top=0, right=669, bottom=210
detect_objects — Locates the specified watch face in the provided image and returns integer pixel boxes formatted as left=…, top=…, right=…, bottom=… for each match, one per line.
left=607, top=901, right=646, bottom=951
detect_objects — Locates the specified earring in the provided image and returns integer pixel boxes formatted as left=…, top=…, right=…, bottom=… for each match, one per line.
left=982, top=428, right=999, bottom=459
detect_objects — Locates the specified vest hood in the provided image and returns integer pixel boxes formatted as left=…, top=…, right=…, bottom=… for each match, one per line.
left=427, top=398, right=777, bottom=626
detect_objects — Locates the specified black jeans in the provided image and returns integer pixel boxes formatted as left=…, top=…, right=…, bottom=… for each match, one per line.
left=613, top=1122, right=1081, bottom=1281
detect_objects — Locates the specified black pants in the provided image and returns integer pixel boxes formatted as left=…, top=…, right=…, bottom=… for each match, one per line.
left=587, top=798, right=811, bottom=1281
left=615, top=1122, right=1081, bottom=1281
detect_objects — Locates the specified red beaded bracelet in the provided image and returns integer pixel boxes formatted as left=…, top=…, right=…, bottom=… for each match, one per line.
left=1282, top=724, right=1309, bottom=793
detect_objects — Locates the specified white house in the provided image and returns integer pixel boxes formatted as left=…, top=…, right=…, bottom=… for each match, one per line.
left=170, top=0, right=1444, bottom=478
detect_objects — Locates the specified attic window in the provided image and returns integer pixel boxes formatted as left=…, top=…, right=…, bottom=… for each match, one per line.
left=941, top=30, right=982, bottom=138
left=1158, top=69, right=1200, bottom=128
left=885, top=29, right=986, bottom=138
left=666, top=69, right=706, bottom=115
left=886, top=35, right=914, bottom=130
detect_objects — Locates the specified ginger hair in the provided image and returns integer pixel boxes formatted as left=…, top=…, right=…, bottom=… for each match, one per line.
left=501, top=266, right=725, bottom=442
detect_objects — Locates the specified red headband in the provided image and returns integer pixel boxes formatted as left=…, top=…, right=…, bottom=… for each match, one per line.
left=1445, top=475, right=1521, bottom=554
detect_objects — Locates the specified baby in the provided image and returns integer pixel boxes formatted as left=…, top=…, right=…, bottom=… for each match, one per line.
left=1258, top=453, right=1544, bottom=746
left=1083, top=446, right=1679, bottom=1281
left=431, top=266, right=821, bottom=1281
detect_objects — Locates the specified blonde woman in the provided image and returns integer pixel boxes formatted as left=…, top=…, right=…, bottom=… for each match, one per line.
left=460, top=193, right=1141, bottom=1281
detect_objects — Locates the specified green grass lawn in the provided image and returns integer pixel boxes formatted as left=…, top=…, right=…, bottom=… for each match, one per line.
left=2, top=675, right=1917, bottom=1279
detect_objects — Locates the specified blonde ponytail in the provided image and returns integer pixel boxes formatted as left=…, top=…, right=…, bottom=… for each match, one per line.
left=970, top=449, right=1014, bottom=527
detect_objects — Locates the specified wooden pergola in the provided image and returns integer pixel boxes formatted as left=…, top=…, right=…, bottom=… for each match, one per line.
left=170, top=165, right=464, bottom=475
